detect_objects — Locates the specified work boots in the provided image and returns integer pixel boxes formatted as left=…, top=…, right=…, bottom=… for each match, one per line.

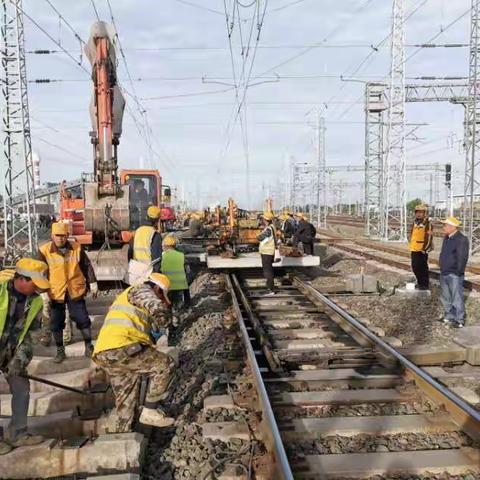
left=53, top=346, right=66, bottom=364
left=138, top=407, right=175, bottom=428
left=80, top=328, right=93, bottom=357
left=0, top=441, right=12, bottom=456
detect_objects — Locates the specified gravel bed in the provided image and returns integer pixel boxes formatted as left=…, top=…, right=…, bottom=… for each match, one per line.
left=286, top=431, right=471, bottom=459
left=275, top=401, right=439, bottom=421
left=334, top=473, right=480, bottom=480
left=307, top=249, right=480, bottom=347
left=142, top=271, right=265, bottom=480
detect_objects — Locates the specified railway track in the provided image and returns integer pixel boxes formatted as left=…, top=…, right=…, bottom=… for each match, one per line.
left=227, top=272, right=480, bottom=479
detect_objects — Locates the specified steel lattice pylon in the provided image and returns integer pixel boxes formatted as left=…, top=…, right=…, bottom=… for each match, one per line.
left=364, top=83, right=385, bottom=237
left=464, top=0, right=480, bottom=255
left=384, top=0, right=406, bottom=241
left=1, top=0, right=37, bottom=263
left=316, top=113, right=327, bottom=228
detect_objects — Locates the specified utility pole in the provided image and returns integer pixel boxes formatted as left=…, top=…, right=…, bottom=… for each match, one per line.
left=464, top=0, right=480, bottom=254
left=1, top=0, right=37, bottom=264
left=316, top=113, right=327, bottom=229
left=384, top=0, right=406, bottom=241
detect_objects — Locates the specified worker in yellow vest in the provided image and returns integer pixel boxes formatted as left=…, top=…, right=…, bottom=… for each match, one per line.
left=128, top=205, right=162, bottom=272
left=0, top=259, right=49, bottom=455
left=161, top=235, right=190, bottom=311
left=93, top=273, right=175, bottom=432
left=409, top=204, right=433, bottom=290
left=38, top=222, right=98, bottom=363
left=256, top=212, right=277, bottom=296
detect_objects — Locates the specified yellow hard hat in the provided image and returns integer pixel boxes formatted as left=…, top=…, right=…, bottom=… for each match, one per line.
left=441, top=216, right=461, bottom=227
left=263, top=211, right=274, bottom=221
left=414, top=204, right=428, bottom=212
left=148, top=273, right=171, bottom=291
left=162, top=235, right=177, bottom=247
left=0, top=269, right=15, bottom=283
left=51, top=222, right=69, bottom=236
left=147, top=206, right=161, bottom=220
left=15, top=258, right=50, bottom=291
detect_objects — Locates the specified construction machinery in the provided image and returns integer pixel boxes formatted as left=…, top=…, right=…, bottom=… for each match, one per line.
left=59, top=22, right=163, bottom=281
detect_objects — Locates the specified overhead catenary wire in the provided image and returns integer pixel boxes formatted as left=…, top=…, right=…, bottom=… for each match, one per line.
left=90, top=0, right=101, bottom=21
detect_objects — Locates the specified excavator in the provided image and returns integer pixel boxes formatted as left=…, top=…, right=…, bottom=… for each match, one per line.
left=59, top=22, right=168, bottom=281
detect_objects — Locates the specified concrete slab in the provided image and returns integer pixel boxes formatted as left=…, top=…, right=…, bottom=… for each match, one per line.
left=301, top=449, right=480, bottom=478
left=395, top=287, right=432, bottom=298
left=282, top=414, right=457, bottom=439
left=271, top=388, right=417, bottom=406
left=28, top=355, right=93, bottom=375
left=0, top=432, right=145, bottom=479
left=207, top=252, right=320, bottom=269
left=0, top=388, right=112, bottom=416
left=203, top=395, right=238, bottom=411
left=33, top=341, right=95, bottom=358
left=451, top=386, right=480, bottom=405
left=398, top=344, right=466, bottom=365
left=345, top=274, right=378, bottom=293
left=202, top=422, right=251, bottom=441
left=267, top=328, right=335, bottom=340
left=453, top=326, right=480, bottom=365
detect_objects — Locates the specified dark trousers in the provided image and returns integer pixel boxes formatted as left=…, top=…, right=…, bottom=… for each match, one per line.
left=261, top=254, right=275, bottom=291
left=170, top=289, right=191, bottom=309
left=411, top=251, right=429, bottom=288
left=50, top=296, right=91, bottom=333
left=1, top=374, right=29, bottom=441
left=303, top=242, right=314, bottom=255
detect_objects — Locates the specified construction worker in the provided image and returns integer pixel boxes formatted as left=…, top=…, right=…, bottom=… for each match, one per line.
left=161, top=235, right=190, bottom=311
left=0, top=259, right=50, bottom=455
left=257, top=212, right=277, bottom=296
left=93, top=273, right=175, bottom=431
left=293, top=213, right=316, bottom=255
left=281, top=211, right=296, bottom=242
left=128, top=205, right=162, bottom=272
left=439, top=217, right=469, bottom=328
left=409, top=204, right=433, bottom=290
left=189, top=213, right=204, bottom=238
left=38, top=222, right=98, bottom=363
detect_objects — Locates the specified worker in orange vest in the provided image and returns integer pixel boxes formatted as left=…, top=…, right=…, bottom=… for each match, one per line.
left=409, top=204, right=433, bottom=290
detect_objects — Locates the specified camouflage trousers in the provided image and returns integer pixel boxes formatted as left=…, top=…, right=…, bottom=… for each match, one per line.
left=94, top=345, right=174, bottom=433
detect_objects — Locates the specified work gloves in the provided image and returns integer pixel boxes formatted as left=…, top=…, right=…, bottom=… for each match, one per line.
left=90, top=282, right=99, bottom=299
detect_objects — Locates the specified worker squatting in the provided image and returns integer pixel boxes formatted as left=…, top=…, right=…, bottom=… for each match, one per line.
left=0, top=206, right=190, bottom=454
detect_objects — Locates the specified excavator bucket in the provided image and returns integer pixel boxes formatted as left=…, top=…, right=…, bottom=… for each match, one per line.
left=86, top=244, right=129, bottom=282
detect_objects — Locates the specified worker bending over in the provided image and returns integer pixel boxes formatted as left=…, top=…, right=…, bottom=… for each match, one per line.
left=409, top=204, right=433, bottom=290
left=93, top=273, right=175, bottom=431
left=293, top=213, right=316, bottom=255
left=38, top=222, right=98, bottom=363
left=128, top=206, right=162, bottom=272
left=161, top=235, right=190, bottom=311
left=0, top=259, right=50, bottom=455
left=257, top=212, right=277, bottom=296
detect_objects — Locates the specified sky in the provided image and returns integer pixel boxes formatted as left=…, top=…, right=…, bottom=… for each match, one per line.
left=22, top=0, right=472, bottom=210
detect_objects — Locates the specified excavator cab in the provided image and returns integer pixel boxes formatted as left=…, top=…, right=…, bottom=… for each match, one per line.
left=119, top=169, right=162, bottom=230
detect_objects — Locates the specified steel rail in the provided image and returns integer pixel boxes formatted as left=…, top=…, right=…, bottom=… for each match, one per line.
left=225, top=273, right=294, bottom=480
left=293, top=276, right=480, bottom=441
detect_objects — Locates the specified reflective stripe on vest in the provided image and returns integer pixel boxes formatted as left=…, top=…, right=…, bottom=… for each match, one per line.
left=93, top=286, right=153, bottom=355
left=133, top=226, right=156, bottom=264
left=0, top=279, right=43, bottom=347
left=39, top=241, right=86, bottom=301
left=259, top=226, right=276, bottom=255
left=161, top=249, right=188, bottom=291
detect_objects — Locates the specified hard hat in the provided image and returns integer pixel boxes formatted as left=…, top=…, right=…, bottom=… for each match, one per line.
left=162, top=235, right=177, bottom=247
left=15, top=258, right=50, bottom=291
left=51, top=222, right=69, bottom=236
left=414, top=204, right=428, bottom=212
left=263, top=211, right=274, bottom=221
left=0, top=269, right=15, bottom=283
left=147, top=206, right=161, bottom=220
left=148, top=273, right=171, bottom=292
left=441, top=216, right=461, bottom=227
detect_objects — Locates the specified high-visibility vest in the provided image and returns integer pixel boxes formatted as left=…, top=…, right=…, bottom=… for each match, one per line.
left=39, top=241, right=86, bottom=301
left=161, top=249, right=188, bottom=291
left=409, top=223, right=428, bottom=252
left=0, top=277, right=43, bottom=348
left=259, top=225, right=276, bottom=255
left=93, top=287, right=153, bottom=355
left=133, top=226, right=156, bottom=264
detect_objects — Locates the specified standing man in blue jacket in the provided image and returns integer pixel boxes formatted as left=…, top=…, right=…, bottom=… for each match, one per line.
left=439, top=217, right=469, bottom=328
